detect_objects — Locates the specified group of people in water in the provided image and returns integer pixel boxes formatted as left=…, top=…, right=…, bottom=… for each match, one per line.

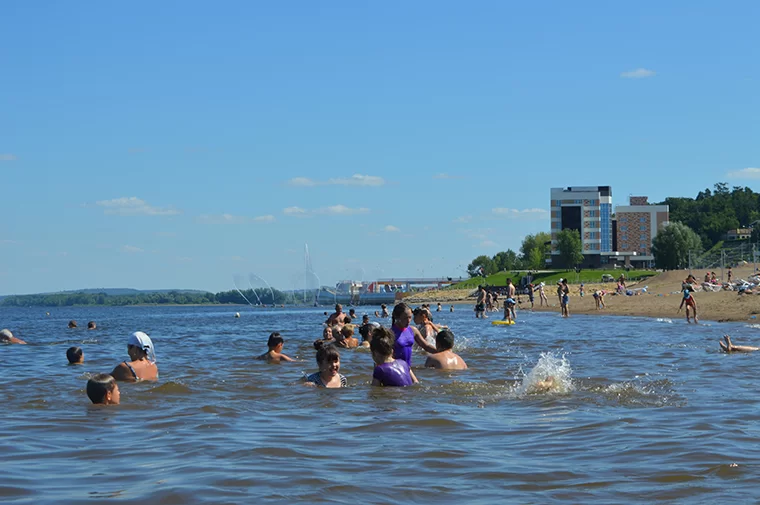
left=274, top=302, right=468, bottom=389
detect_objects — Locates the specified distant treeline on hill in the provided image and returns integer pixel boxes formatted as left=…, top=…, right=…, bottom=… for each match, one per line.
left=0, top=288, right=299, bottom=307
left=660, top=183, right=760, bottom=249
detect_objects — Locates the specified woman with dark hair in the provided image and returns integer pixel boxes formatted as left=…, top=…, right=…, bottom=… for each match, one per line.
left=304, top=342, right=346, bottom=388
left=391, top=303, right=437, bottom=367
left=110, top=331, right=158, bottom=382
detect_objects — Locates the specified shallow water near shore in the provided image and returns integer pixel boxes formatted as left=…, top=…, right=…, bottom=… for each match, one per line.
left=2, top=305, right=760, bottom=504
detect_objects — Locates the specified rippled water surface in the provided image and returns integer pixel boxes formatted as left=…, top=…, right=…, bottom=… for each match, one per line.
left=2, top=306, right=760, bottom=504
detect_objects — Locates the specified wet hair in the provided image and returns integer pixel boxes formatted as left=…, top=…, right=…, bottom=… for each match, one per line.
left=370, top=327, right=394, bottom=358
left=86, top=373, right=117, bottom=404
left=349, top=309, right=356, bottom=315
left=87, top=321, right=96, bottom=329
left=340, top=326, right=354, bottom=338
left=66, top=346, right=83, bottom=364
left=344, top=317, right=352, bottom=324
left=267, top=332, right=284, bottom=348
left=391, top=302, right=411, bottom=326
left=68, top=320, right=77, bottom=328
left=315, top=342, right=340, bottom=364
left=413, top=306, right=432, bottom=321
left=436, top=329, right=455, bottom=351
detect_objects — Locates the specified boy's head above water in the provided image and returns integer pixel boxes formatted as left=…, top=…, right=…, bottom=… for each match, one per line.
left=436, top=329, right=456, bottom=351
left=86, top=374, right=120, bottom=405
left=66, top=346, right=84, bottom=364
left=267, top=332, right=284, bottom=350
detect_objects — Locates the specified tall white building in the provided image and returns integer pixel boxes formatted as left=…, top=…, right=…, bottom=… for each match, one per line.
left=550, top=186, right=613, bottom=267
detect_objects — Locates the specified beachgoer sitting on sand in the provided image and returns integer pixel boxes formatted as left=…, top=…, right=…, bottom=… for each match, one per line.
left=304, top=342, right=346, bottom=387
left=719, top=335, right=760, bottom=353
left=678, top=287, right=699, bottom=324
left=110, top=331, right=159, bottom=382
left=0, top=328, right=26, bottom=344
left=257, top=332, right=294, bottom=363
left=425, top=329, right=467, bottom=370
left=86, top=374, right=121, bottom=405
left=67, top=346, right=84, bottom=365
left=370, top=327, right=418, bottom=387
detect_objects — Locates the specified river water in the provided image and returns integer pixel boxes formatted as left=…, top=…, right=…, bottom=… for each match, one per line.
left=2, top=305, right=760, bottom=504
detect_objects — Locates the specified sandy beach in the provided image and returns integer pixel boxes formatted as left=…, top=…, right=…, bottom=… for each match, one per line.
left=404, top=266, right=760, bottom=323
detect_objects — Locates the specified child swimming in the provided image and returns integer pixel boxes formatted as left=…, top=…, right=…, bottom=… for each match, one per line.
left=424, top=329, right=467, bottom=370
left=256, top=332, right=294, bottom=363
left=370, top=327, right=418, bottom=387
left=86, top=374, right=120, bottom=405
left=304, top=342, right=346, bottom=388
left=66, top=346, right=84, bottom=365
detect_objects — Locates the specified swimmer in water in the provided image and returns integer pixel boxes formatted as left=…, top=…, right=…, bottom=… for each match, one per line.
left=437, top=302, right=442, bottom=312
left=391, top=303, right=437, bottom=366
left=68, top=320, right=78, bottom=329
left=87, top=321, right=97, bottom=330
left=425, top=329, right=467, bottom=370
left=326, top=304, right=348, bottom=326
left=110, top=331, right=159, bottom=382
left=334, top=326, right=359, bottom=349
left=370, top=327, right=418, bottom=387
left=86, top=374, right=121, bottom=405
left=719, top=335, right=760, bottom=353
left=0, top=328, right=26, bottom=344
left=257, top=332, right=294, bottom=363
left=66, top=346, right=84, bottom=365
left=359, top=321, right=381, bottom=348
left=413, top=306, right=441, bottom=347
left=304, top=342, right=346, bottom=388
left=380, top=304, right=389, bottom=318
left=348, top=308, right=357, bottom=320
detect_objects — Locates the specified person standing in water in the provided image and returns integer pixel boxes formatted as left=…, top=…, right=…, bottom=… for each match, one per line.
left=371, top=327, right=418, bottom=387
left=474, top=285, right=487, bottom=318
left=392, top=303, right=437, bottom=366
left=678, top=286, right=699, bottom=323
left=425, top=329, right=467, bottom=370
left=110, top=331, right=158, bottom=382
left=561, top=279, right=570, bottom=318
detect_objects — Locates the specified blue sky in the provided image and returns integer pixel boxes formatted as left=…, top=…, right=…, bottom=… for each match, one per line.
left=1, top=1, right=758, bottom=295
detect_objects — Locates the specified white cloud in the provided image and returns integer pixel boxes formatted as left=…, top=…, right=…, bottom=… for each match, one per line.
left=283, top=206, right=308, bottom=216
left=384, top=225, right=400, bottom=232
left=0, top=154, right=17, bottom=161
left=492, top=207, right=549, bottom=219
left=727, top=167, right=760, bottom=179
left=453, top=215, right=472, bottom=223
left=288, top=177, right=318, bottom=187
left=121, top=245, right=144, bottom=253
left=287, top=174, right=385, bottom=187
left=198, top=214, right=275, bottom=224
left=328, top=174, right=385, bottom=186
left=96, top=197, right=180, bottom=216
left=620, top=68, right=656, bottom=79
left=317, top=205, right=369, bottom=215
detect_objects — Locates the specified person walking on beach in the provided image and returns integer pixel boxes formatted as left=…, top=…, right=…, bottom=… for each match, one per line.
left=537, top=282, right=548, bottom=306
left=727, top=267, right=733, bottom=283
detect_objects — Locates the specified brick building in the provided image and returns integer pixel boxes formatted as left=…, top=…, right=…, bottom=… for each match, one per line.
left=615, top=196, right=669, bottom=266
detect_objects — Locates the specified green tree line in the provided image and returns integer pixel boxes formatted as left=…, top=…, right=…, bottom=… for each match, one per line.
left=467, top=232, right=552, bottom=277
left=0, top=288, right=307, bottom=307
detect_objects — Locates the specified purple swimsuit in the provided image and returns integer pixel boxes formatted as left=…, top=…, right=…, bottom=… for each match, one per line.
left=373, top=359, right=414, bottom=387
left=392, top=325, right=415, bottom=366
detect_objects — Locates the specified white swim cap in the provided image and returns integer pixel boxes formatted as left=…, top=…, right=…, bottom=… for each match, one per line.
left=0, top=329, right=13, bottom=341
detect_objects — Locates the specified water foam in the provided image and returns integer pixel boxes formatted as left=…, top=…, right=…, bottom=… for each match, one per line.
left=656, top=318, right=673, bottom=324
left=513, top=351, right=574, bottom=396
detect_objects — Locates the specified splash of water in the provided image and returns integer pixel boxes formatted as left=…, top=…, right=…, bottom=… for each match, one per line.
left=656, top=318, right=673, bottom=324
left=513, top=351, right=574, bottom=396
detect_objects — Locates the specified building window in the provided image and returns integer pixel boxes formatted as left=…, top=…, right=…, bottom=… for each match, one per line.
left=620, top=225, right=627, bottom=231
left=621, top=234, right=628, bottom=241
left=640, top=243, right=647, bottom=251
left=640, top=217, right=646, bottom=222
left=640, top=234, right=647, bottom=240
left=640, top=225, right=646, bottom=231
